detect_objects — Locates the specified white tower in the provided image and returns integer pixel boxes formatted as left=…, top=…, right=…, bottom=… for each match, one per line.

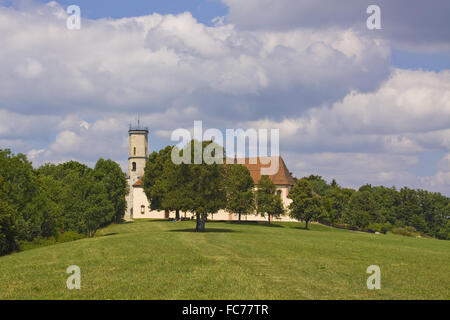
left=125, top=124, right=149, bottom=218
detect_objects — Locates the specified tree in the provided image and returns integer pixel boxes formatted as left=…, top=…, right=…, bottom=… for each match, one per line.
left=20, top=188, right=61, bottom=240
left=183, top=140, right=227, bottom=232
left=94, top=159, right=129, bottom=223
left=288, top=178, right=323, bottom=229
left=83, top=182, right=114, bottom=237
left=0, top=176, right=18, bottom=256
left=322, top=185, right=354, bottom=223
left=143, top=146, right=173, bottom=213
left=60, top=168, right=113, bottom=237
left=0, top=149, right=38, bottom=214
left=0, top=198, right=17, bottom=256
left=0, top=149, right=61, bottom=241
left=143, top=146, right=192, bottom=220
left=159, top=155, right=192, bottom=221
left=343, top=191, right=379, bottom=229
left=398, top=187, right=421, bottom=225
left=224, top=164, right=255, bottom=222
left=256, top=175, right=285, bottom=223
left=305, top=175, right=331, bottom=196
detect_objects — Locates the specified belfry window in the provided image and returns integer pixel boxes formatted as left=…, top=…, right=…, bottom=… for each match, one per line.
left=132, top=162, right=136, bottom=171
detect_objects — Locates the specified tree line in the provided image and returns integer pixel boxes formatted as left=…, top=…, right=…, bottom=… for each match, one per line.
left=302, top=175, right=450, bottom=239
left=0, top=149, right=128, bottom=256
left=2, top=140, right=449, bottom=256
left=144, top=141, right=450, bottom=239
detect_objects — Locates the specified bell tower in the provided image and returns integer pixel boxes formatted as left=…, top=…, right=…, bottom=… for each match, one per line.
left=125, top=122, right=149, bottom=219
left=128, top=124, right=149, bottom=184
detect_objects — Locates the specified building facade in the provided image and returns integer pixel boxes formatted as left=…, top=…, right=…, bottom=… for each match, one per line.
left=124, top=128, right=297, bottom=222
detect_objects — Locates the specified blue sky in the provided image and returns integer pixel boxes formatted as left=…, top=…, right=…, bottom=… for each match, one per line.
left=1, top=0, right=449, bottom=195
left=31, top=0, right=228, bottom=24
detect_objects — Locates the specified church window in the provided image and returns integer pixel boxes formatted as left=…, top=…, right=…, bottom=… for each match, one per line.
left=141, top=205, right=145, bottom=214
left=132, top=162, right=136, bottom=171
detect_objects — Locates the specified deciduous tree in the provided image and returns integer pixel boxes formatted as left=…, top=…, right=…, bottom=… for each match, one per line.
left=288, top=178, right=323, bottom=229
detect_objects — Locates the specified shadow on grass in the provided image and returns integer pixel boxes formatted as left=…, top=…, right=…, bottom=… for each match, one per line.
left=169, top=228, right=237, bottom=233
left=291, top=226, right=312, bottom=231
left=102, top=232, right=119, bottom=237
left=209, top=220, right=285, bottom=228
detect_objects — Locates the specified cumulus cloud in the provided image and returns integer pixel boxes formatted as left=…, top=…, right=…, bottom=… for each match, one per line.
left=221, top=0, right=450, bottom=52
left=247, top=69, right=450, bottom=153
left=285, top=151, right=420, bottom=189
left=238, top=69, right=450, bottom=194
left=0, top=2, right=390, bottom=119
left=0, top=1, right=449, bottom=195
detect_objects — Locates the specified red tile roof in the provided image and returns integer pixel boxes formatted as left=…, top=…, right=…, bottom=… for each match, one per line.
left=233, top=156, right=296, bottom=186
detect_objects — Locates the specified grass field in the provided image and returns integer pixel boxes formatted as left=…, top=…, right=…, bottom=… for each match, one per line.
left=0, top=219, right=449, bottom=300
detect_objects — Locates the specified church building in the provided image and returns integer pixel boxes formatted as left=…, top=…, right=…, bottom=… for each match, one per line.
left=124, top=126, right=297, bottom=221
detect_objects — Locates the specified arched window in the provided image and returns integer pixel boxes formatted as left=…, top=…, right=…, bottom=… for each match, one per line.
left=133, top=147, right=136, bottom=155
left=132, top=162, right=136, bottom=171
left=141, top=205, right=145, bottom=215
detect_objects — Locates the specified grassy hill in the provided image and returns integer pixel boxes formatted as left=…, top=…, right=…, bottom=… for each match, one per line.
left=0, top=219, right=449, bottom=300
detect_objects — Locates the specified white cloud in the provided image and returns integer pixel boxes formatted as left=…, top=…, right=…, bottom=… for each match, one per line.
left=221, top=0, right=450, bottom=52
left=0, top=1, right=448, bottom=196
left=0, top=2, right=390, bottom=117
left=284, top=151, right=421, bottom=190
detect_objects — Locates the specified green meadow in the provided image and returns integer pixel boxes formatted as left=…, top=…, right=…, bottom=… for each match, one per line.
left=0, top=219, right=449, bottom=300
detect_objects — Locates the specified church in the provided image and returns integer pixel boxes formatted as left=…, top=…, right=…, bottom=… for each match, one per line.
left=124, top=126, right=298, bottom=221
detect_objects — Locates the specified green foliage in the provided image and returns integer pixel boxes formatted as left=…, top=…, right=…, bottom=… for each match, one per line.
left=304, top=175, right=331, bottom=196
left=0, top=149, right=127, bottom=255
left=391, top=226, right=421, bottom=237
left=144, top=141, right=227, bottom=231
left=143, top=146, right=193, bottom=220
left=297, top=175, right=449, bottom=239
left=256, top=175, right=285, bottom=223
left=322, top=186, right=354, bottom=223
left=143, top=146, right=174, bottom=211
left=0, top=197, right=18, bottom=255
left=0, top=149, right=38, bottom=213
left=94, top=159, right=129, bottom=223
left=288, top=178, right=324, bottom=229
left=224, top=164, right=255, bottom=221
left=183, top=140, right=227, bottom=231
left=59, top=168, right=114, bottom=237
left=18, top=231, right=86, bottom=251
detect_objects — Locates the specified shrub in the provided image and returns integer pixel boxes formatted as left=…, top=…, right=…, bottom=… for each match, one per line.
left=391, top=226, right=418, bottom=237
left=19, top=231, right=85, bottom=251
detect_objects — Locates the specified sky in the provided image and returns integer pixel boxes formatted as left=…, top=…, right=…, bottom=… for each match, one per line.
left=0, top=0, right=449, bottom=195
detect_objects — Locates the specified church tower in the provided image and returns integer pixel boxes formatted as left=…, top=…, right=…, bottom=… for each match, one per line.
left=125, top=123, right=149, bottom=219
left=128, top=125, right=149, bottom=184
